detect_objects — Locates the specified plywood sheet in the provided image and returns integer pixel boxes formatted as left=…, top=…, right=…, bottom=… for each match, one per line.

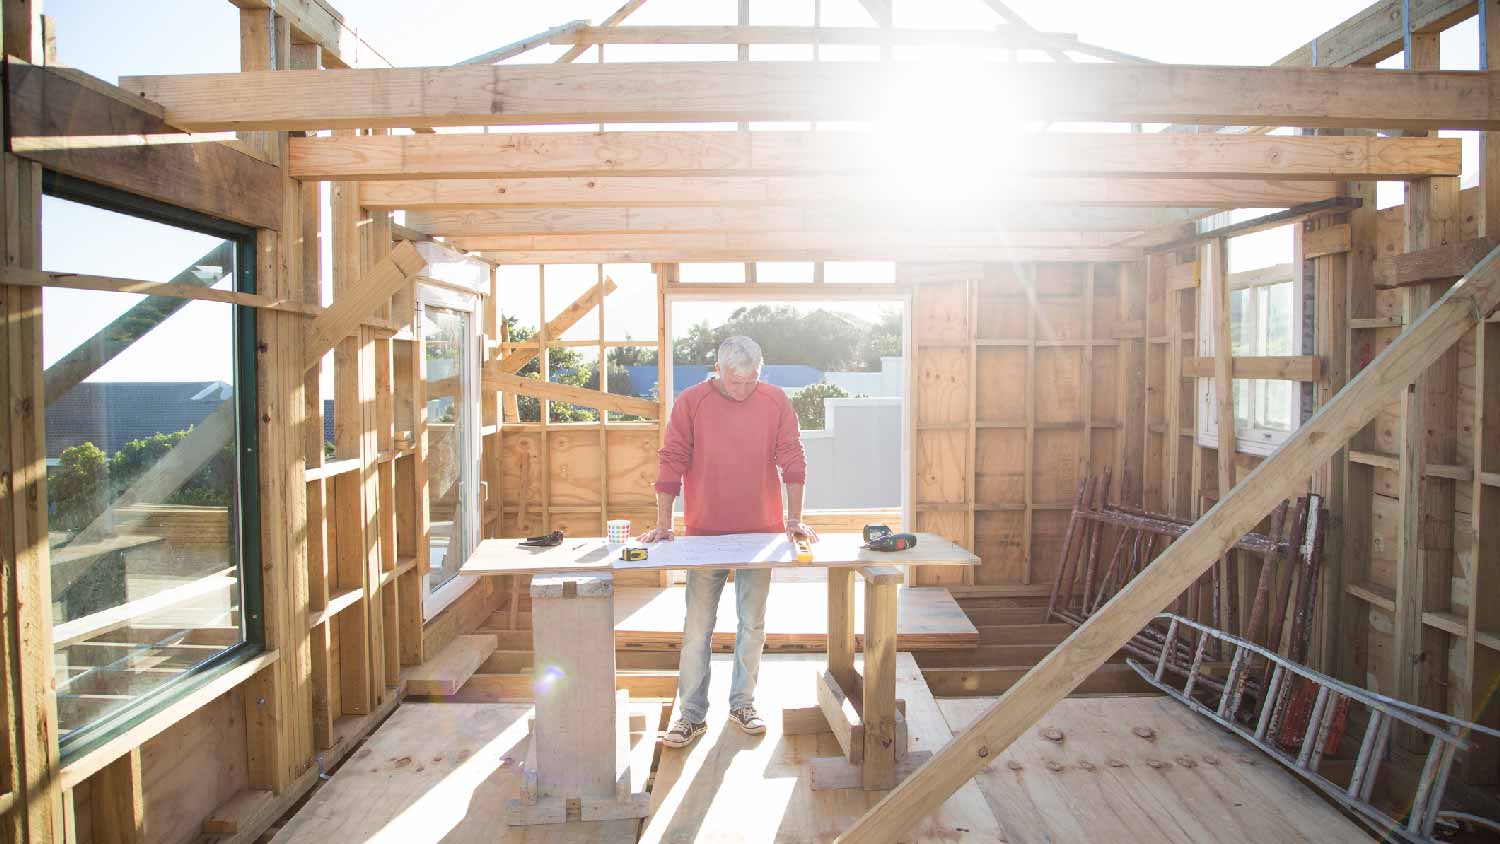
left=641, top=654, right=998, bottom=844
left=548, top=429, right=604, bottom=507
left=976, top=348, right=1026, bottom=425
left=916, top=431, right=967, bottom=505
left=974, top=429, right=1025, bottom=505
left=271, top=702, right=648, bottom=844
left=604, top=428, right=658, bottom=509
left=938, top=696, right=1370, bottom=844
left=915, top=347, right=969, bottom=426
left=463, top=532, right=979, bottom=577
left=1036, top=347, right=1085, bottom=424
left=612, top=583, right=977, bottom=651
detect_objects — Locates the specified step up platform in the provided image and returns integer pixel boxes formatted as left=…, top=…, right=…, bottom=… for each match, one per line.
left=613, top=581, right=978, bottom=652
left=403, top=634, right=497, bottom=696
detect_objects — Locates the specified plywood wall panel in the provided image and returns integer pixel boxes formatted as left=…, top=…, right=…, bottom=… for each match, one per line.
left=975, top=348, right=1026, bottom=424
left=974, top=511, right=1026, bottom=584
left=1035, top=347, right=1084, bottom=424
left=1029, top=509, right=1073, bottom=586
left=916, top=430, right=968, bottom=505
left=1033, top=430, right=1084, bottom=506
left=547, top=428, right=605, bottom=507
left=974, top=429, right=1026, bottom=505
left=605, top=428, right=659, bottom=509
left=916, top=347, right=970, bottom=426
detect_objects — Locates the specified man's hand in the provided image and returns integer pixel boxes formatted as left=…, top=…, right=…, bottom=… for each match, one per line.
left=639, top=526, right=675, bottom=543
left=786, top=520, right=819, bottom=544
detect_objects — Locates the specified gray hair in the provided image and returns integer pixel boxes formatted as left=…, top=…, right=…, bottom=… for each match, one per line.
left=716, top=335, right=763, bottom=375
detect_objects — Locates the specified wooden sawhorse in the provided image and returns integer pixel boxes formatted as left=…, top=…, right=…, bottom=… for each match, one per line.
left=784, top=565, right=932, bottom=790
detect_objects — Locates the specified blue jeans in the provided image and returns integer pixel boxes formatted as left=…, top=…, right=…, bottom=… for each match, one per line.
left=677, top=568, right=771, bottom=723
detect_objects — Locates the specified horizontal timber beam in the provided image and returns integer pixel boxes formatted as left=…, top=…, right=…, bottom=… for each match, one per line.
left=363, top=176, right=1333, bottom=210
left=475, top=246, right=1142, bottom=264
left=1181, top=355, right=1323, bottom=381
left=451, top=231, right=1136, bottom=253
left=119, top=62, right=1500, bottom=132
left=839, top=242, right=1500, bottom=844
left=555, top=25, right=1082, bottom=49
left=406, top=206, right=1210, bottom=236
left=1274, top=0, right=1474, bottom=68
left=290, top=131, right=1459, bottom=181
left=1373, top=235, right=1500, bottom=289
left=8, top=61, right=282, bottom=229
left=482, top=368, right=660, bottom=419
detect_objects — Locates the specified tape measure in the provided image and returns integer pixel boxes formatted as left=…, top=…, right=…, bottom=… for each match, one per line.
left=794, top=537, right=813, bottom=562
left=620, top=547, right=649, bottom=561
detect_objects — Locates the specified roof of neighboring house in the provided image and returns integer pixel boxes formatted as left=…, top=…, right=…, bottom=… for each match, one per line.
left=45, top=381, right=232, bottom=459
left=623, top=364, right=824, bottom=398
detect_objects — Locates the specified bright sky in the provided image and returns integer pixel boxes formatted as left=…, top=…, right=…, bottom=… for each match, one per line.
left=39, top=1, right=1485, bottom=390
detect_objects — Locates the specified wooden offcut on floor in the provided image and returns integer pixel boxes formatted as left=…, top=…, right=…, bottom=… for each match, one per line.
left=614, top=583, right=978, bottom=652
left=269, top=700, right=660, bottom=844
left=940, top=696, right=1371, bottom=843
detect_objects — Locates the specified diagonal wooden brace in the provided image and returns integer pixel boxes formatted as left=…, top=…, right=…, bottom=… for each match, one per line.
left=302, top=240, right=425, bottom=371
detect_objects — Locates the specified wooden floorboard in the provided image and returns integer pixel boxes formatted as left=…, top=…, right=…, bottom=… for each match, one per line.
left=937, top=696, right=1372, bottom=843
left=269, top=701, right=659, bottom=843
left=641, top=653, right=999, bottom=843
left=613, top=584, right=977, bottom=652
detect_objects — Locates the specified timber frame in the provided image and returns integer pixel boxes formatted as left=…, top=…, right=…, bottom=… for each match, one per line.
left=3, top=1, right=1500, bottom=842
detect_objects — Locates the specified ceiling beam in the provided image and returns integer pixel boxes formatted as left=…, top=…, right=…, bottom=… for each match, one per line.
left=403, top=206, right=1207, bottom=236
left=474, top=246, right=1141, bottom=264
left=451, top=230, right=1137, bottom=253
left=289, top=131, right=1457, bottom=181
left=551, top=25, right=1081, bottom=49
left=119, top=62, right=1500, bottom=132
left=361, top=175, right=1335, bottom=211
left=374, top=176, right=1332, bottom=210
left=555, top=0, right=649, bottom=63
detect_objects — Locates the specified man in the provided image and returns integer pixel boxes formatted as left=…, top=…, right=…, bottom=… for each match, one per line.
left=639, top=335, right=817, bottom=748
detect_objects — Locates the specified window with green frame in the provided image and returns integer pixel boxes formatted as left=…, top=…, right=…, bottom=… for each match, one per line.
left=38, top=174, right=262, bottom=760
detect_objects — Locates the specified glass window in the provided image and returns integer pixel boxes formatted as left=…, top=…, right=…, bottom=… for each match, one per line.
left=1196, top=223, right=1304, bottom=456
left=40, top=178, right=258, bottom=757
left=422, top=302, right=479, bottom=596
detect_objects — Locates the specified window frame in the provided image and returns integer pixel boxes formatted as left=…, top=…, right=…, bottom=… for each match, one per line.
left=416, top=281, right=485, bottom=621
left=1195, top=244, right=1306, bottom=457
left=41, top=172, right=264, bottom=762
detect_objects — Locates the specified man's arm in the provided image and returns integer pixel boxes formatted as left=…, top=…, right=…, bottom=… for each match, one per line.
left=641, top=491, right=677, bottom=542
left=785, top=482, right=819, bottom=542
left=644, top=394, right=693, bottom=542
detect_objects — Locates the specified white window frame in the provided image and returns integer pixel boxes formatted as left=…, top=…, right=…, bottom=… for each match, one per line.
left=1195, top=252, right=1305, bottom=457
left=417, top=281, right=485, bottom=621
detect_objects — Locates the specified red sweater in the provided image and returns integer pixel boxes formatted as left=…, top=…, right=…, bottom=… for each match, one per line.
left=655, top=379, right=807, bottom=536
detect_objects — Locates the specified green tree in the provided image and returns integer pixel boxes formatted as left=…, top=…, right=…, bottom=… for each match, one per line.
left=109, top=428, right=233, bottom=507
left=791, top=382, right=851, bottom=430
left=507, top=324, right=600, bottom=423
left=673, top=305, right=889, bottom=372
left=51, top=442, right=109, bottom=532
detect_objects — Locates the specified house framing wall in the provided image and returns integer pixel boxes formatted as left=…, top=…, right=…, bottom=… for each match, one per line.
left=1, top=1, right=1498, bottom=842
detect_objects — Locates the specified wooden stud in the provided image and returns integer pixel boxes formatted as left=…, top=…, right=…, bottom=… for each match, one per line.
left=827, top=567, right=857, bottom=695
left=89, top=749, right=144, bottom=844
left=861, top=573, right=898, bottom=790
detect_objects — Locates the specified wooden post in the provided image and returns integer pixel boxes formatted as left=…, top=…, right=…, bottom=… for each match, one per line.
left=90, top=748, right=144, bottom=844
left=827, top=567, right=857, bottom=695
left=838, top=243, right=1500, bottom=844
left=861, top=567, right=899, bottom=790
left=0, top=5, right=63, bottom=839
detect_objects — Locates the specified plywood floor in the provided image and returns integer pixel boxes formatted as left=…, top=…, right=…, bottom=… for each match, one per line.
left=641, top=653, right=999, bottom=844
left=614, top=584, right=978, bottom=652
left=271, top=700, right=660, bottom=844
left=940, top=696, right=1372, bottom=843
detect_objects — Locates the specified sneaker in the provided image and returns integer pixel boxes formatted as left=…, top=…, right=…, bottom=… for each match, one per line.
left=728, top=705, right=766, bottom=736
left=663, top=717, right=706, bottom=749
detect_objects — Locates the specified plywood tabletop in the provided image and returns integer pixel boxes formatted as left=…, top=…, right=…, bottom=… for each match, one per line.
left=460, top=531, right=978, bottom=577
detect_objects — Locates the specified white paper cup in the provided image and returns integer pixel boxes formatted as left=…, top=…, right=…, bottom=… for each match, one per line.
left=607, top=519, right=631, bottom=545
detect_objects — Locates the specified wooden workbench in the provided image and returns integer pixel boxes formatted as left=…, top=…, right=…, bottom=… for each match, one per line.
left=460, top=532, right=978, bottom=801
left=459, top=531, right=979, bottom=577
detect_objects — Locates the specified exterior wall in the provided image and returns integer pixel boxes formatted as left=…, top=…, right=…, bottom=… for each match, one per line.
left=823, top=356, right=904, bottom=397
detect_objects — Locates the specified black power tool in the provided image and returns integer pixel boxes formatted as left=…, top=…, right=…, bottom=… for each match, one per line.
left=862, top=525, right=917, bottom=552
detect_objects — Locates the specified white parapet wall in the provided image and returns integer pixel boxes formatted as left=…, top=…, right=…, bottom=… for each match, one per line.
left=800, top=396, right=903, bottom=510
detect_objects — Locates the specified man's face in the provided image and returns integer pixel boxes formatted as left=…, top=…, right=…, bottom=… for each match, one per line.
left=715, top=364, right=760, bottom=402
